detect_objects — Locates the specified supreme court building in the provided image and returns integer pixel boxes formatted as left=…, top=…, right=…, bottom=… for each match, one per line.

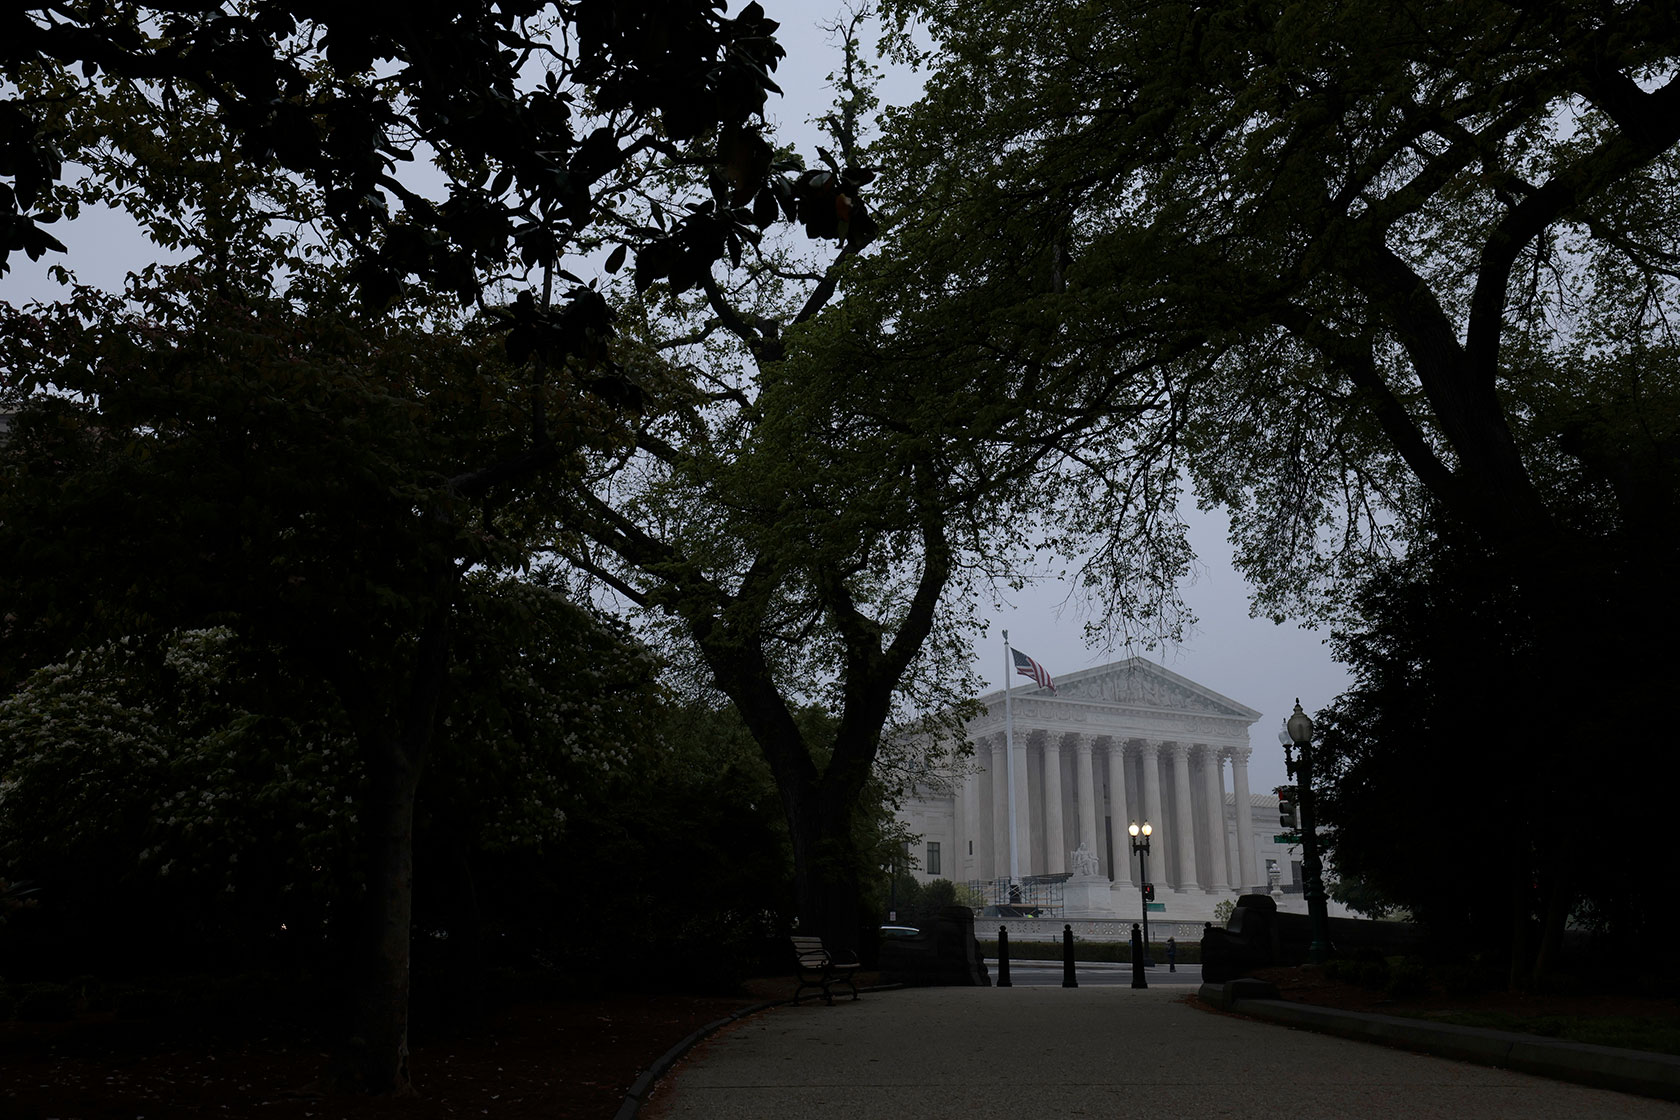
left=897, top=657, right=1300, bottom=922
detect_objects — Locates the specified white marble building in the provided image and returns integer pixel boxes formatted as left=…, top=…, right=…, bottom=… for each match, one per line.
left=897, top=658, right=1310, bottom=922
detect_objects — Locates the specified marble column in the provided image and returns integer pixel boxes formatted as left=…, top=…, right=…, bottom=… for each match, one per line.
left=1231, top=745, right=1257, bottom=892
left=1139, top=740, right=1168, bottom=893
left=990, top=734, right=1010, bottom=883
left=1011, top=730, right=1033, bottom=878
left=962, top=768, right=984, bottom=881
left=1198, top=745, right=1230, bottom=891
left=1217, top=751, right=1236, bottom=888
left=1169, top=741, right=1198, bottom=892
left=1074, top=734, right=1099, bottom=861
left=1042, top=733, right=1067, bottom=874
left=1105, top=740, right=1133, bottom=884
left=952, top=769, right=966, bottom=881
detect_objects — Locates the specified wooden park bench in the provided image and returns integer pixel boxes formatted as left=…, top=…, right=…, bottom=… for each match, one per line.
left=791, top=935, right=860, bottom=1005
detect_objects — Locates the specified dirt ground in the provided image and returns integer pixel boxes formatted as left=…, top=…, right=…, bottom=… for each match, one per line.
left=5, top=968, right=1674, bottom=1119
left=0, top=978, right=799, bottom=1120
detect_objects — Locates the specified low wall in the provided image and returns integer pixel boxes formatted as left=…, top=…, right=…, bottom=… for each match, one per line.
left=995, top=912, right=1436, bottom=952
left=986, top=917, right=1210, bottom=944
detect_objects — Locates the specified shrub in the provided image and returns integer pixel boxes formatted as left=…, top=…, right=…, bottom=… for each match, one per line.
left=1438, top=956, right=1489, bottom=996
left=1357, top=960, right=1390, bottom=990
left=113, top=985, right=179, bottom=1021
left=65, top=974, right=109, bottom=1012
left=1385, top=956, right=1428, bottom=999
left=15, top=982, right=75, bottom=1022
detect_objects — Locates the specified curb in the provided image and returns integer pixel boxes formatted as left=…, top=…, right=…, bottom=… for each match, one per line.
left=614, top=984, right=906, bottom=1120
left=1198, top=981, right=1680, bottom=1104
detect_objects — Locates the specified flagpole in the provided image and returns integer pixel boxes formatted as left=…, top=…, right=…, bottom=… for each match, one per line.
left=1003, top=630, right=1020, bottom=894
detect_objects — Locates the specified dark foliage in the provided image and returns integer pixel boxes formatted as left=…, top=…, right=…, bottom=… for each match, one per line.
left=1314, top=521, right=1676, bottom=987
left=2, top=2, right=790, bottom=307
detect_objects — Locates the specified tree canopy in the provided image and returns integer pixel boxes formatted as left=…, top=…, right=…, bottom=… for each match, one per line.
left=532, top=4, right=1215, bottom=953
left=872, top=0, right=1680, bottom=972
left=4, top=2, right=789, bottom=306
left=3, top=0, right=806, bottom=1093
left=878, top=0, right=1680, bottom=617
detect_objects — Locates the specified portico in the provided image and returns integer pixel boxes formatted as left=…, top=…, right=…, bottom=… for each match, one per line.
left=900, top=658, right=1277, bottom=915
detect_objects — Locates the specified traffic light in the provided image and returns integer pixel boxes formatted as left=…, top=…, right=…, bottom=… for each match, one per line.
left=1278, top=797, right=1298, bottom=830
left=1142, top=883, right=1155, bottom=902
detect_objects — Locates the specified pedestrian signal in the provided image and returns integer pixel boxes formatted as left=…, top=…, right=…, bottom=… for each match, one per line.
left=1142, top=883, right=1155, bottom=902
left=1278, top=797, right=1297, bottom=830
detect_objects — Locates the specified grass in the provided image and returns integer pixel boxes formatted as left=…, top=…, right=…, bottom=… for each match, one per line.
left=1397, top=1010, right=1680, bottom=1057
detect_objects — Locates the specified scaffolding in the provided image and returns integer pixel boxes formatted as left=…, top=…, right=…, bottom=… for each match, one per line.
left=968, top=873, right=1069, bottom=915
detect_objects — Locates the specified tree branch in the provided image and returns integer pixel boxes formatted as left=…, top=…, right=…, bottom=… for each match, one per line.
left=1466, top=72, right=1680, bottom=374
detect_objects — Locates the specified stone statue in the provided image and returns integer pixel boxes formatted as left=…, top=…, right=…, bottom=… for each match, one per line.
left=1070, top=844, right=1100, bottom=877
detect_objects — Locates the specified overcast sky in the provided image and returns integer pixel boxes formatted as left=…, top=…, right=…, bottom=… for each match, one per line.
left=1, top=4, right=1355, bottom=797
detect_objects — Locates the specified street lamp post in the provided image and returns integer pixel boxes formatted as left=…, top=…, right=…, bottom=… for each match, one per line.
left=1286, top=699, right=1333, bottom=963
left=1128, top=821, right=1154, bottom=966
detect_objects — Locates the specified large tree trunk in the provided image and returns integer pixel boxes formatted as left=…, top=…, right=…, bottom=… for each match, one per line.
left=709, top=656, right=875, bottom=957
left=427, top=814, right=487, bottom=1032
left=788, top=790, right=867, bottom=956
left=1531, top=862, right=1570, bottom=993
left=688, top=509, right=951, bottom=964
left=1506, top=845, right=1532, bottom=993
left=350, top=740, right=425, bottom=1095
left=346, top=588, right=454, bottom=1095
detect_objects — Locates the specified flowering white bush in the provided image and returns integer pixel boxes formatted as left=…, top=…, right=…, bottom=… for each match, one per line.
left=0, top=629, right=362, bottom=927
left=0, top=582, right=666, bottom=960
left=432, top=575, right=661, bottom=853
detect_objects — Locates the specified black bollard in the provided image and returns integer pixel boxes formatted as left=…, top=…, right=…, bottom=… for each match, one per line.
left=1062, top=924, right=1078, bottom=988
left=997, top=925, right=1012, bottom=987
left=1130, top=922, right=1148, bottom=989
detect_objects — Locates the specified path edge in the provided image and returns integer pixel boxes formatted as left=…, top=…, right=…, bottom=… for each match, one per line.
left=1198, top=980, right=1680, bottom=1104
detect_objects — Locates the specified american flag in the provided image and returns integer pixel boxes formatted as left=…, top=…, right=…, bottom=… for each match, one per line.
left=1012, top=648, right=1055, bottom=693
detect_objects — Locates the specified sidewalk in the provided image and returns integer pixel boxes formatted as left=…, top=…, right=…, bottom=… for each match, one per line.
left=636, top=986, right=1680, bottom=1119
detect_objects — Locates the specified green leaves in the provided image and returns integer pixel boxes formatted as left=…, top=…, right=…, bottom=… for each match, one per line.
left=877, top=0, right=1680, bottom=628
left=430, top=573, right=663, bottom=853
left=3, top=1, right=797, bottom=331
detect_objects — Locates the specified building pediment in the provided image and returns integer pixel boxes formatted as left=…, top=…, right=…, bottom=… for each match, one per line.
left=977, top=656, right=1261, bottom=726
left=1053, top=658, right=1261, bottom=721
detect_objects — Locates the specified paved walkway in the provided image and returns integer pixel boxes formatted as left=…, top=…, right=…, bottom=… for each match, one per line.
left=642, top=986, right=1680, bottom=1119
